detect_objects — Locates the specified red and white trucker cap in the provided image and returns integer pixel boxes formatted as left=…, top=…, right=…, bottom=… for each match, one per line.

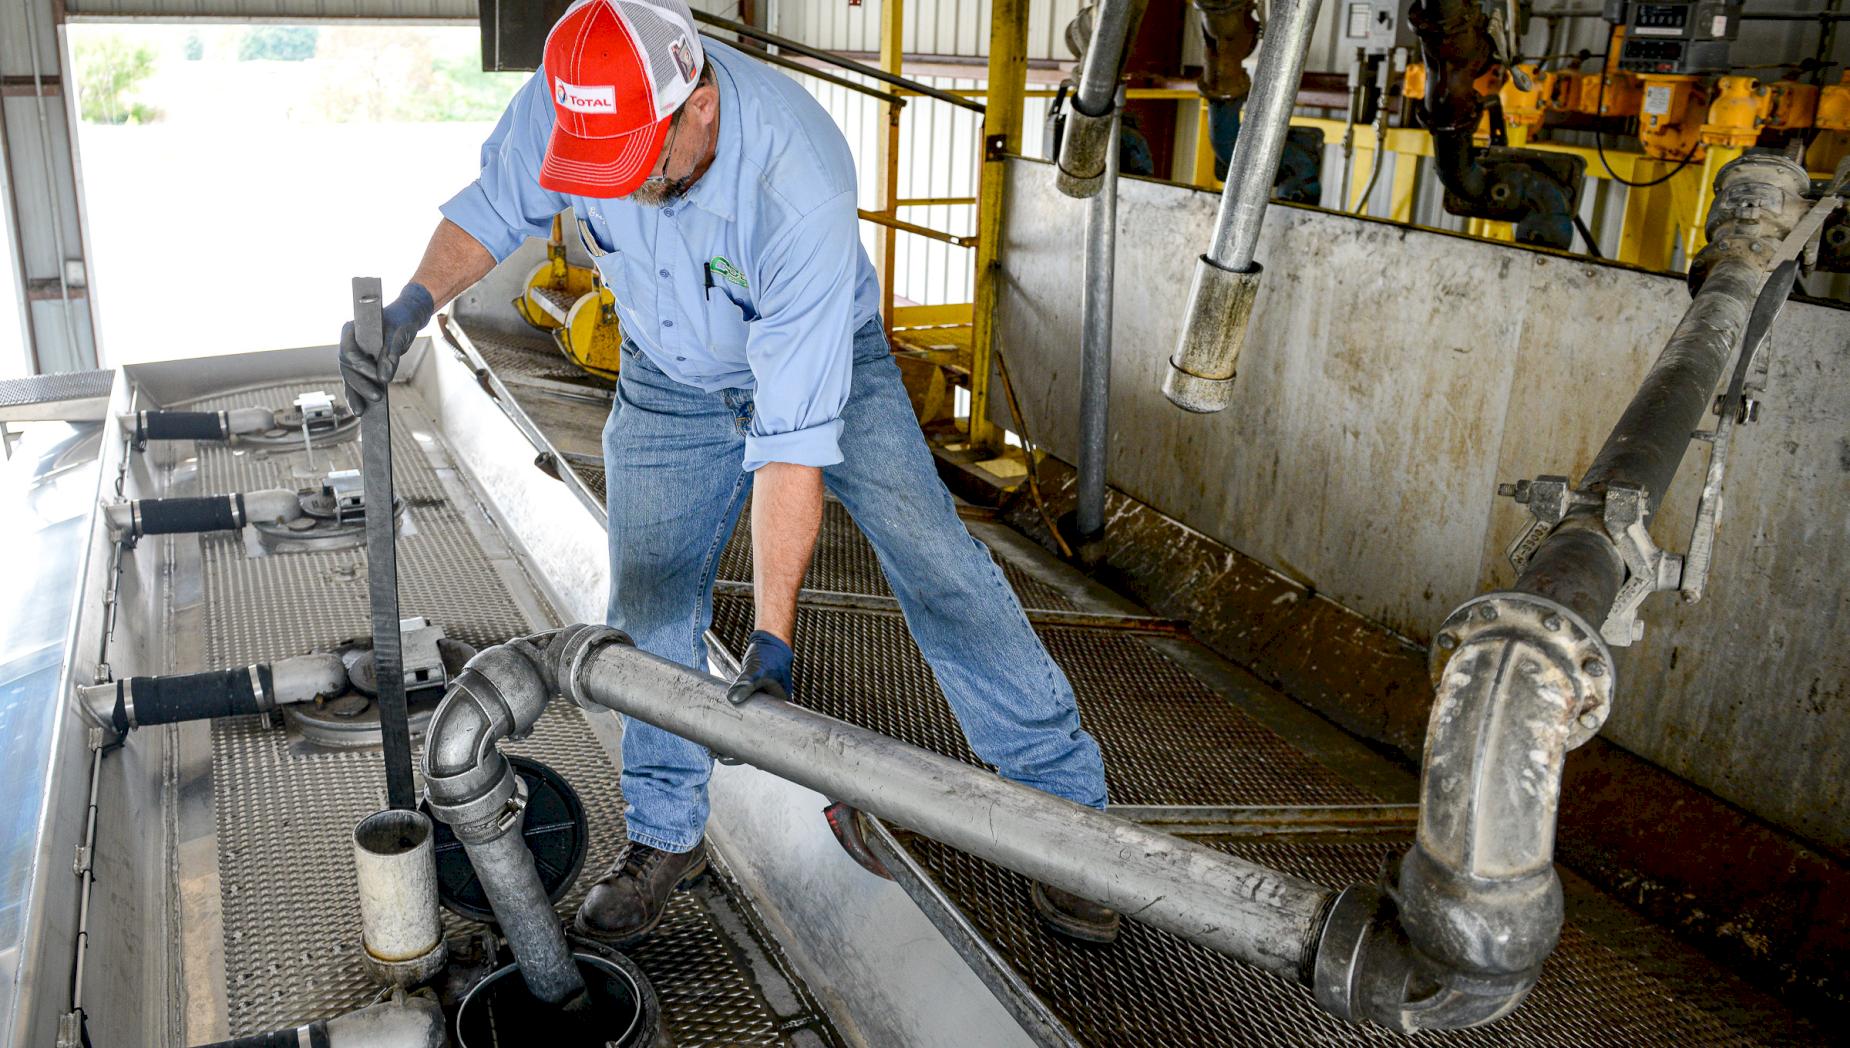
left=540, top=0, right=705, bottom=198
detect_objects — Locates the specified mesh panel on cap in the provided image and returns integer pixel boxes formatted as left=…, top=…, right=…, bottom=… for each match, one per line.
left=617, top=0, right=702, bottom=115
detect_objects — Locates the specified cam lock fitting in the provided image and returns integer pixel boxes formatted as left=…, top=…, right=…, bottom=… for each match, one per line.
left=1163, top=258, right=1264, bottom=413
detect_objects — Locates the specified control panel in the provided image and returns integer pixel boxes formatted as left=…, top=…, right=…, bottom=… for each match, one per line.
left=1615, top=1, right=1741, bottom=75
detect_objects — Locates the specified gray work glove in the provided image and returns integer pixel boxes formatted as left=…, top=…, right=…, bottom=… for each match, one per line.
left=339, top=282, right=435, bottom=416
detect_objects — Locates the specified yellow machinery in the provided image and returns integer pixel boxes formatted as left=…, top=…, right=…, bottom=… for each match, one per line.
left=512, top=215, right=623, bottom=382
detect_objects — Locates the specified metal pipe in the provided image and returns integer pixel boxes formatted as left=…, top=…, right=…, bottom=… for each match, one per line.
left=1409, top=0, right=1495, bottom=203
left=1055, top=0, right=1149, bottom=198
left=1076, top=91, right=1121, bottom=540
left=1163, top=0, right=1324, bottom=412
left=1515, top=154, right=1813, bottom=623
left=499, top=626, right=1333, bottom=980
left=744, top=44, right=910, bottom=107
left=352, top=809, right=446, bottom=987
left=689, top=9, right=985, bottom=113
left=1315, top=153, right=1821, bottom=1033
left=423, top=643, right=586, bottom=1005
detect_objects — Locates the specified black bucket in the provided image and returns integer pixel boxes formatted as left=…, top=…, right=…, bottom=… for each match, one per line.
left=455, top=946, right=661, bottom=1048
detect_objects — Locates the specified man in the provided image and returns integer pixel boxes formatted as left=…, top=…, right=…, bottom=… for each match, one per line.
left=339, top=0, right=1117, bottom=945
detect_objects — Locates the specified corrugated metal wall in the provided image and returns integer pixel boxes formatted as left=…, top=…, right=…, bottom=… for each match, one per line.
left=63, top=0, right=477, bottom=18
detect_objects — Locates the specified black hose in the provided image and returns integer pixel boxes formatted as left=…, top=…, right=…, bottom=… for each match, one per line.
left=188, top=1023, right=327, bottom=1048
left=133, top=494, right=247, bottom=536
left=137, top=411, right=228, bottom=443
left=118, top=666, right=271, bottom=731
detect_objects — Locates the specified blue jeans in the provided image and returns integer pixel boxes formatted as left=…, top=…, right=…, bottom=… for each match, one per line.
left=602, top=318, right=1109, bottom=852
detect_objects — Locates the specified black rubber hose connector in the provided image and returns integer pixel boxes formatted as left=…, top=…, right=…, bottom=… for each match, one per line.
left=134, top=494, right=247, bottom=535
left=126, top=665, right=270, bottom=728
left=140, top=410, right=228, bottom=443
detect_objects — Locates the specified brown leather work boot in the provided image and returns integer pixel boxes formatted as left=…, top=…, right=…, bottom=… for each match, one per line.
left=574, top=839, right=708, bottom=945
left=1031, top=881, right=1121, bottom=944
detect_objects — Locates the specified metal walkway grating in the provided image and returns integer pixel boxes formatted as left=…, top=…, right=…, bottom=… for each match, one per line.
left=466, top=341, right=1795, bottom=1047
left=181, top=380, right=834, bottom=1045
left=707, top=552, right=1777, bottom=1044
left=709, top=596, right=1371, bottom=807
left=906, top=835, right=1758, bottom=1047
left=716, top=496, right=1077, bottom=612
left=467, top=329, right=613, bottom=390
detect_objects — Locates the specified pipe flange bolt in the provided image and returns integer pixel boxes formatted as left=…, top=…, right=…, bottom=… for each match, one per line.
left=1430, top=592, right=1615, bottom=749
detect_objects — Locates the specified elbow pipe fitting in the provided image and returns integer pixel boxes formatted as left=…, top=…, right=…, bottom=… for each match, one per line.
left=1056, top=0, right=1149, bottom=198
left=1315, top=591, right=1614, bottom=1032
left=1410, top=0, right=1495, bottom=203
left=421, top=628, right=629, bottom=1007
left=1194, top=0, right=1259, bottom=103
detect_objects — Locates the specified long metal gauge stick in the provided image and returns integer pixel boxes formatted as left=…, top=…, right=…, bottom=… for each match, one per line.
left=353, top=277, right=416, bottom=810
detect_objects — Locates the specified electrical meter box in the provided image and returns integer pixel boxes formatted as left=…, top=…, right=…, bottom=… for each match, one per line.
left=1337, top=0, right=1418, bottom=56
left=1617, top=1, right=1741, bottom=75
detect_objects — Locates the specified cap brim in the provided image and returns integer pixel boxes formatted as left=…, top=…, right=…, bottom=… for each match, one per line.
left=539, top=114, right=672, bottom=198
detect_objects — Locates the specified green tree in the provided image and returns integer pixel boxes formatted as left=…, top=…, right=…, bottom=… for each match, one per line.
left=239, top=26, right=319, bottom=61
left=74, top=35, right=161, bottom=125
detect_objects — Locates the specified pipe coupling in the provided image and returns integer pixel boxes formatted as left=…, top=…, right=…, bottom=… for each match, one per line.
left=1164, top=257, right=1263, bottom=413
left=1690, top=153, right=1813, bottom=289
left=1056, top=106, right=1118, bottom=199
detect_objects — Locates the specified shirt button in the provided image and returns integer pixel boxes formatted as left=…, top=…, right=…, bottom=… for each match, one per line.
left=676, top=356, right=686, bottom=362
left=662, top=319, right=674, bottom=328
left=663, top=208, right=675, bottom=217
left=659, top=268, right=670, bottom=278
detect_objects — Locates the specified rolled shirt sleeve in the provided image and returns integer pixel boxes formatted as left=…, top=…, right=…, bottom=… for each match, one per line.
left=439, top=69, right=568, bottom=262
left=741, top=191, right=861, bottom=471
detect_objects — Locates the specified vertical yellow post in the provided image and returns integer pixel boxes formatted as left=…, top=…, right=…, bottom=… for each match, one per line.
left=1683, top=144, right=1740, bottom=260
left=875, top=0, right=905, bottom=334
left=1193, top=98, right=1220, bottom=188
left=1617, top=161, right=1679, bottom=270
left=968, top=0, right=1029, bottom=450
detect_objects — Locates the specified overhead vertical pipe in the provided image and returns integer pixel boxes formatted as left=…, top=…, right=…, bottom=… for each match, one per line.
left=1055, top=0, right=1148, bottom=198
left=1408, top=0, right=1495, bottom=204
left=1163, top=0, right=1325, bottom=412
left=1075, top=88, right=1122, bottom=545
left=1309, top=153, right=1819, bottom=1033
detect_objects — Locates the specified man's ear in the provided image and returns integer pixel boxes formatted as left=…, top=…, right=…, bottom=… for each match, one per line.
left=687, top=80, right=720, bottom=125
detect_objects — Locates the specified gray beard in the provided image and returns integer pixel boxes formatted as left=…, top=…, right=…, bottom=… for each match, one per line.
left=630, top=175, right=689, bottom=207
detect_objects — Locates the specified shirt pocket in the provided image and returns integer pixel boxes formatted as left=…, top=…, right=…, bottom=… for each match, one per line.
left=576, top=216, right=614, bottom=257
left=702, top=292, right=750, bottom=357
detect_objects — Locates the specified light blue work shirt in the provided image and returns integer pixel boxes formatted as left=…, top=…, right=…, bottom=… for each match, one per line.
left=440, top=37, right=882, bottom=471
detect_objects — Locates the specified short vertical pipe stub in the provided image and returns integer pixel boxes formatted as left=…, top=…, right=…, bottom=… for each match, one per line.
left=1164, top=257, right=1264, bottom=413
left=353, top=808, right=448, bottom=987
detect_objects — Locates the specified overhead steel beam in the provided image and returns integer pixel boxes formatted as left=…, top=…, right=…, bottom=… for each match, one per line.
left=1, top=0, right=98, bottom=374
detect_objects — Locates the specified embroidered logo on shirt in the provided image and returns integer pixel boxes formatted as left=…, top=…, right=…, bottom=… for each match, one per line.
left=554, top=80, right=616, bottom=113
left=708, top=256, right=749, bottom=288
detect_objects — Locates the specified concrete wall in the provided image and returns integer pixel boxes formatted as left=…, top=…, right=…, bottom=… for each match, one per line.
left=992, top=156, right=1850, bottom=854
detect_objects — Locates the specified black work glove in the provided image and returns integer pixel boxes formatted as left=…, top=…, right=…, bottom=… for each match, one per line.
left=339, top=282, right=435, bottom=416
left=726, top=630, right=794, bottom=705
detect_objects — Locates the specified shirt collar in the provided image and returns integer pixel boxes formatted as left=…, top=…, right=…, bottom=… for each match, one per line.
left=682, top=42, right=742, bottom=223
